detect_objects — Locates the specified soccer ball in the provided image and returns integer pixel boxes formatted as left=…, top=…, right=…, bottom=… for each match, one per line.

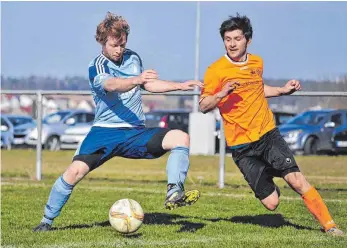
left=109, top=199, right=144, bottom=233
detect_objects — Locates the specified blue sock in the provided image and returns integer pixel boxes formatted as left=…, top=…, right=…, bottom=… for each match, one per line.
left=41, top=175, right=74, bottom=225
left=166, top=146, right=190, bottom=196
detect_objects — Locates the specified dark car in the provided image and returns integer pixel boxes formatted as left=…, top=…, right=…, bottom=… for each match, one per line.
left=332, top=126, right=347, bottom=154
left=145, top=110, right=190, bottom=133
left=279, top=109, right=347, bottom=155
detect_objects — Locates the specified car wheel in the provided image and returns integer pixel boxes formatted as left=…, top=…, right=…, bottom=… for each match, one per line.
left=303, top=136, right=318, bottom=155
left=44, top=136, right=61, bottom=151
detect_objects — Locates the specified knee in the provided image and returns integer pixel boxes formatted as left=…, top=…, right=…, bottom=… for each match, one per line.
left=63, top=161, right=89, bottom=184
left=162, top=130, right=190, bottom=150
left=177, top=131, right=190, bottom=147
left=261, top=193, right=280, bottom=211
left=263, top=198, right=279, bottom=211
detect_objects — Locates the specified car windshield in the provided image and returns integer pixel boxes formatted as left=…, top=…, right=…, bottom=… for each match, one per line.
left=8, top=117, right=33, bottom=126
left=275, top=114, right=295, bottom=125
left=287, top=112, right=328, bottom=125
left=43, top=112, right=70, bottom=124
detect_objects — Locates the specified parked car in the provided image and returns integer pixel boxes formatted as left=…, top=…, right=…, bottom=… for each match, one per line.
left=3, top=114, right=36, bottom=147
left=145, top=110, right=190, bottom=133
left=60, top=123, right=92, bottom=150
left=25, top=109, right=95, bottom=151
left=279, top=109, right=347, bottom=155
left=332, top=126, right=347, bottom=154
left=273, top=111, right=296, bottom=126
left=1, top=116, right=14, bottom=150
left=145, top=109, right=296, bottom=154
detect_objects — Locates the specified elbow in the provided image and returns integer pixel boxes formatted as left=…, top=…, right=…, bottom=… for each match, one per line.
left=199, top=105, right=208, bottom=114
left=103, top=81, right=116, bottom=92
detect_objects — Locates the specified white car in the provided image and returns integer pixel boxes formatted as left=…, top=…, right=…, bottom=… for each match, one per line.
left=26, top=109, right=94, bottom=151
left=60, top=123, right=92, bottom=150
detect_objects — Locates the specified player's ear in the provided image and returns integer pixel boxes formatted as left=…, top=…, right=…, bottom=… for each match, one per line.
left=247, top=38, right=252, bottom=46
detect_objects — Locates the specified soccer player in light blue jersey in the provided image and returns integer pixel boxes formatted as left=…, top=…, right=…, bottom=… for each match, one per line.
left=33, top=12, right=202, bottom=232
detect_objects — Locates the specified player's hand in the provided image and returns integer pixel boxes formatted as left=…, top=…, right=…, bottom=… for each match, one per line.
left=180, top=80, right=203, bottom=91
left=135, top=69, right=158, bottom=85
left=282, top=80, right=301, bottom=95
left=216, top=81, right=240, bottom=98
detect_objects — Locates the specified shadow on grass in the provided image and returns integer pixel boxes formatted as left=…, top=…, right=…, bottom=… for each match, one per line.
left=53, top=221, right=110, bottom=231
left=53, top=221, right=143, bottom=237
left=53, top=212, right=205, bottom=233
left=143, top=212, right=205, bottom=233
left=205, top=214, right=315, bottom=230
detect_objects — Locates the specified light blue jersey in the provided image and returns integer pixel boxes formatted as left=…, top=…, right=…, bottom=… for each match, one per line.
left=88, top=49, right=145, bottom=127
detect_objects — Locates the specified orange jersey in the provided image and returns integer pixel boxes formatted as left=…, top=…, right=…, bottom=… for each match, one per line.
left=200, top=53, right=276, bottom=147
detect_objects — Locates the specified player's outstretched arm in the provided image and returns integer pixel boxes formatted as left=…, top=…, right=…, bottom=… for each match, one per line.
left=264, top=80, right=301, bottom=98
left=142, top=79, right=203, bottom=93
left=104, top=70, right=158, bottom=92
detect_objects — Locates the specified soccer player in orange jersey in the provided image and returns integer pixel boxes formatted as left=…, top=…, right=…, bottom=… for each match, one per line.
left=199, top=13, right=343, bottom=236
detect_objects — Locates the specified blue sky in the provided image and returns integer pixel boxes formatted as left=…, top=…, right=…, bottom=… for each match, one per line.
left=2, top=1, right=347, bottom=80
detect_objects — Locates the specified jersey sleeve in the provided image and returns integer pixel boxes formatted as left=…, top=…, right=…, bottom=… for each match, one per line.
left=133, top=53, right=144, bottom=74
left=88, top=60, right=114, bottom=96
left=199, top=67, right=220, bottom=103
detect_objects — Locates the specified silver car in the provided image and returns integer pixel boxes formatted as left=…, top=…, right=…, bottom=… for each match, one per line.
left=60, top=123, right=92, bottom=150
left=25, top=109, right=94, bottom=151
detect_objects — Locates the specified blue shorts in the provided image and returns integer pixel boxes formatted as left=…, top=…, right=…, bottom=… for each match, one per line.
left=73, top=126, right=170, bottom=170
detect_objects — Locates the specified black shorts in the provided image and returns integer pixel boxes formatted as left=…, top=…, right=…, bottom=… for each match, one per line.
left=231, top=128, right=300, bottom=200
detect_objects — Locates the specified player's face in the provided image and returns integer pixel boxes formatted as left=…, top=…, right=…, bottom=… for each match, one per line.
left=223, top=30, right=250, bottom=61
left=103, top=35, right=127, bottom=62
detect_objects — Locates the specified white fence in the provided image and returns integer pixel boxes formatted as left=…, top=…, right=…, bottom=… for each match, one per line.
left=2, top=90, right=347, bottom=188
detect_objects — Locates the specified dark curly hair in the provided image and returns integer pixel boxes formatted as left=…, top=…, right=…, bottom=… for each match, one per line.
left=220, top=13, right=253, bottom=41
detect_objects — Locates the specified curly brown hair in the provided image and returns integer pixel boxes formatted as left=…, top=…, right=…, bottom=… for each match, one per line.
left=95, top=12, right=130, bottom=45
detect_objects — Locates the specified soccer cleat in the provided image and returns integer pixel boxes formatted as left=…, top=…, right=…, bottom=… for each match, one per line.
left=33, top=222, right=52, bottom=232
left=164, top=189, right=200, bottom=210
left=326, top=227, right=344, bottom=236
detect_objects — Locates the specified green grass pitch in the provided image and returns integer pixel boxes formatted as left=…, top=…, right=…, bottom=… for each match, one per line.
left=1, top=150, right=347, bottom=247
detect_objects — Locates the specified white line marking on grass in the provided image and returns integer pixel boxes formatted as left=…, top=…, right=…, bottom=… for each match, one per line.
left=41, top=237, right=221, bottom=248
left=2, top=238, right=222, bottom=248
left=2, top=182, right=347, bottom=203
left=2, top=235, right=335, bottom=248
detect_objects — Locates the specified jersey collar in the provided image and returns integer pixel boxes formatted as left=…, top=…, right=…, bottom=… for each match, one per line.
left=224, top=53, right=249, bottom=65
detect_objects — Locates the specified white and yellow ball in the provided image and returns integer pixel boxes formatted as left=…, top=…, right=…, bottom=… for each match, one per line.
left=109, top=199, right=144, bottom=233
